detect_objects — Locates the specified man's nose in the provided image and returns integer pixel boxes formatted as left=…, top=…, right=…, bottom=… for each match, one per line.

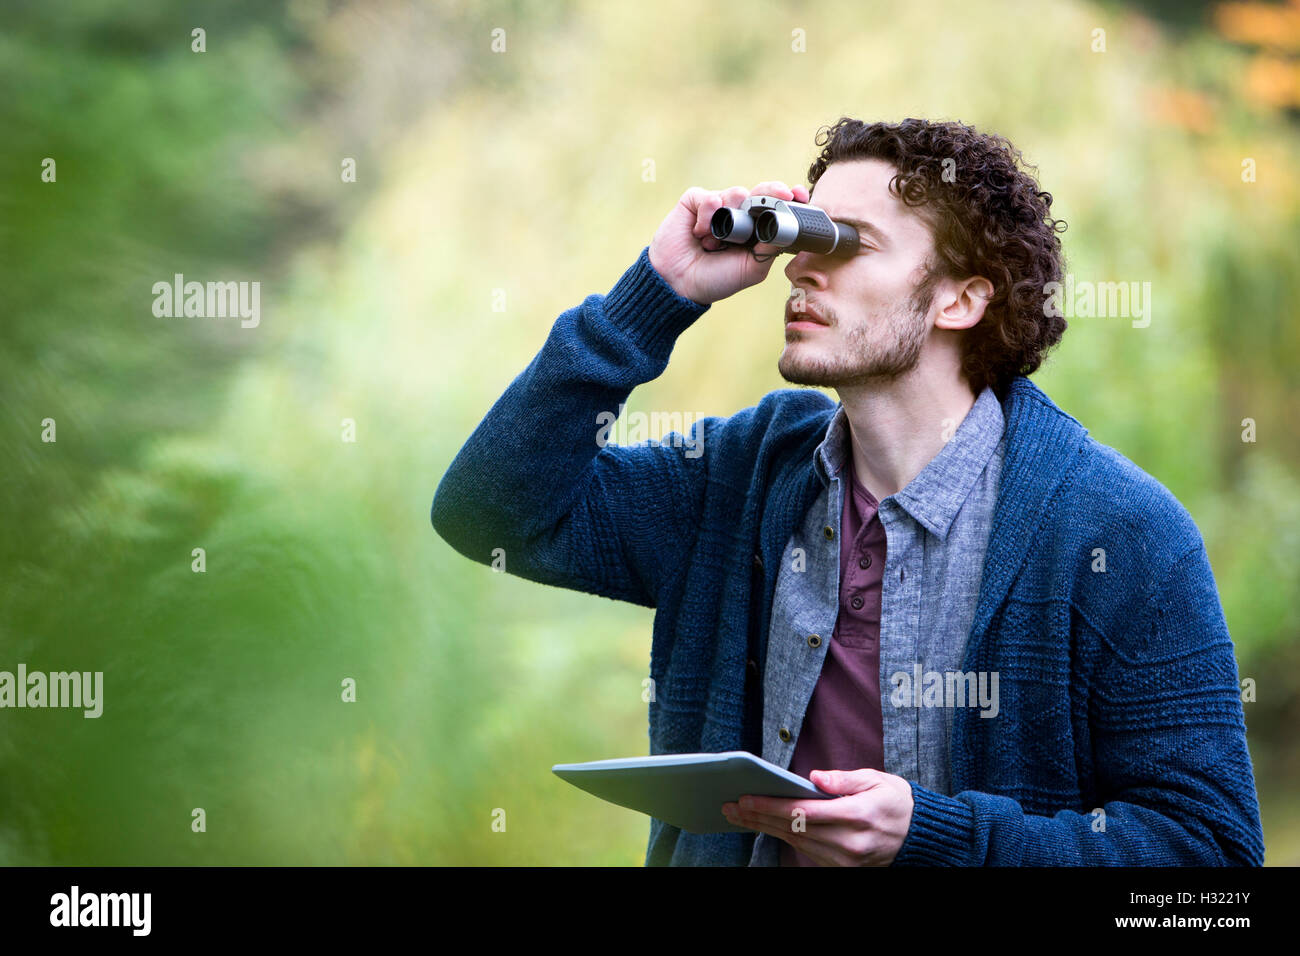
left=784, top=250, right=825, bottom=287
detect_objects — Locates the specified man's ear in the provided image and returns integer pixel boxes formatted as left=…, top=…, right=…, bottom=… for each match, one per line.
left=933, top=276, right=993, bottom=331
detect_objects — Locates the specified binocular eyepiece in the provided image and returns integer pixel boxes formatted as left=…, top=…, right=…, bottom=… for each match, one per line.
left=709, top=196, right=859, bottom=258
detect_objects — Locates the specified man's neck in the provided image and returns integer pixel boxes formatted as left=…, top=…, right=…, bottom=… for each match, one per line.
left=836, top=365, right=978, bottom=501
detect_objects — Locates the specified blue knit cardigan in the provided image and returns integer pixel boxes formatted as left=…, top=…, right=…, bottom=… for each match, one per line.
left=431, top=247, right=1265, bottom=866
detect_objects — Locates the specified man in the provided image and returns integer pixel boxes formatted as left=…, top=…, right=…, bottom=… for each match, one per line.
left=431, top=117, right=1264, bottom=866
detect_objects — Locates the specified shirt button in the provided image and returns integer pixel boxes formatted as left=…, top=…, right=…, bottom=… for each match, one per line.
left=807, top=633, right=822, bottom=648
left=823, top=525, right=834, bottom=540
left=851, top=596, right=864, bottom=610
left=746, top=658, right=759, bottom=681
left=779, top=728, right=792, bottom=743
left=859, top=555, right=871, bottom=569
left=752, top=552, right=764, bottom=571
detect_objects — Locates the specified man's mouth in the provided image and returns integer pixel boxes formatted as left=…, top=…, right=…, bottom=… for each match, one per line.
left=786, top=305, right=830, bottom=327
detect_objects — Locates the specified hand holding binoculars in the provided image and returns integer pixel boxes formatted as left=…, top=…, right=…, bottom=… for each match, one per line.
left=709, top=196, right=860, bottom=261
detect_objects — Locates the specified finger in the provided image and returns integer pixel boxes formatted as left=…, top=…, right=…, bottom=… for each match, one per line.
left=680, top=187, right=720, bottom=231
left=741, top=809, right=814, bottom=837
left=721, top=184, right=750, bottom=205
left=729, top=797, right=799, bottom=829
left=813, top=768, right=885, bottom=795
left=793, top=183, right=810, bottom=203
left=679, top=187, right=714, bottom=237
left=741, top=795, right=866, bottom=829
left=761, top=823, right=857, bottom=866
left=790, top=830, right=858, bottom=867
left=737, top=809, right=865, bottom=867
left=691, top=187, right=743, bottom=234
left=692, top=186, right=747, bottom=238
left=735, top=795, right=836, bottom=832
left=738, top=795, right=798, bottom=815
left=732, top=814, right=794, bottom=843
left=740, top=793, right=851, bottom=825
left=738, top=804, right=837, bottom=833
left=757, top=818, right=867, bottom=866
left=679, top=186, right=711, bottom=216
left=693, top=187, right=750, bottom=252
left=749, top=180, right=796, bottom=200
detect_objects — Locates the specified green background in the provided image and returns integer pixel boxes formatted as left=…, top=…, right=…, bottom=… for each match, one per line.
left=2, top=0, right=1296, bottom=864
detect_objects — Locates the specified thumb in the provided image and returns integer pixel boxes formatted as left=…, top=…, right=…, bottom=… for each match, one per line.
left=811, top=768, right=881, bottom=795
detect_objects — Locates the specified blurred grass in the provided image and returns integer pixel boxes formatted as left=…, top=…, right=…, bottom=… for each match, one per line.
left=1, top=0, right=1296, bottom=864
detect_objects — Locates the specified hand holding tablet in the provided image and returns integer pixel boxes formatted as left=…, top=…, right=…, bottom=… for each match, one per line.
left=551, top=750, right=834, bottom=834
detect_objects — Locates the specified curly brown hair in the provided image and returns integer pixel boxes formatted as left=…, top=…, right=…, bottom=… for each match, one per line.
left=806, top=117, right=1068, bottom=396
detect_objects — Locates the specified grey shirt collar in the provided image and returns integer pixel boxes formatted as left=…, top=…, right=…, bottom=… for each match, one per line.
left=812, top=385, right=1006, bottom=541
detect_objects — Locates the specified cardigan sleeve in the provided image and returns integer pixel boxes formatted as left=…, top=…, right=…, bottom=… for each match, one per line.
left=890, top=542, right=1266, bottom=866
left=430, top=247, right=713, bottom=608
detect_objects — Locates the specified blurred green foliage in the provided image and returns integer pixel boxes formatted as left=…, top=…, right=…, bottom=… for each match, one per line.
left=1, top=0, right=1296, bottom=865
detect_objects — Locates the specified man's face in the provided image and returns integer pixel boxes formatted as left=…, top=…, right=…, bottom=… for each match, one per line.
left=780, top=158, right=940, bottom=388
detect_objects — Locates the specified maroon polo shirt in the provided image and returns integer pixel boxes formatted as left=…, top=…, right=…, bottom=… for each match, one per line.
left=780, top=451, right=886, bottom=867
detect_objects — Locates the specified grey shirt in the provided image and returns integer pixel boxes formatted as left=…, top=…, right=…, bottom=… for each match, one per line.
left=749, top=385, right=1006, bottom=866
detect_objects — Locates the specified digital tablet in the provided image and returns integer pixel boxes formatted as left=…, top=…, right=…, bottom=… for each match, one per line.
left=551, top=750, right=834, bottom=834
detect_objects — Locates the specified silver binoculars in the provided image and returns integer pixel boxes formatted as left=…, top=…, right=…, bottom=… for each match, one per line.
left=709, top=196, right=860, bottom=258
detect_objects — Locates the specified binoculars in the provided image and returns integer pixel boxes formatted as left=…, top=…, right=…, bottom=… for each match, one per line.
left=709, top=196, right=860, bottom=258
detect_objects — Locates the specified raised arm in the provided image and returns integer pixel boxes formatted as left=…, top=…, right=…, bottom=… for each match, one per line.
left=431, top=181, right=809, bottom=606
left=430, top=246, right=710, bottom=606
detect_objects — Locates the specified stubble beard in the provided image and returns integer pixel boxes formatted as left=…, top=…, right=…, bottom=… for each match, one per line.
left=778, top=286, right=935, bottom=388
